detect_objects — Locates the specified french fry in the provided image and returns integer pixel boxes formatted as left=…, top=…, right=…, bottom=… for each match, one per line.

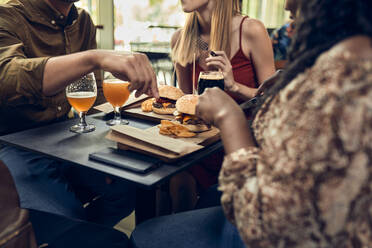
left=160, top=120, right=175, bottom=128
left=158, top=120, right=196, bottom=138
left=175, top=130, right=196, bottom=138
left=141, top=98, right=155, bottom=112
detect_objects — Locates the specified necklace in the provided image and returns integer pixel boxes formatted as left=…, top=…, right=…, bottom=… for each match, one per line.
left=196, top=36, right=209, bottom=51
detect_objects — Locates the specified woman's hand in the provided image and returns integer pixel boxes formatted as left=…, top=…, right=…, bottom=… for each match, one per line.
left=205, top=51, right=238, bottom=92
left=196, top=87, right=257, bottom=153
left=196, top=87, right=244, bottom=127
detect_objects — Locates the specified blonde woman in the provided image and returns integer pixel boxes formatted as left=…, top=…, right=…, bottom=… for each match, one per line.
left=171, top=0, right=275, bottom=103
left=169, top=0, right=275, bottom=213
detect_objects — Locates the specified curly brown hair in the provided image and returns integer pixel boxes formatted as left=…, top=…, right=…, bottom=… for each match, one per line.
left=250, top=0, right=372, bottom=122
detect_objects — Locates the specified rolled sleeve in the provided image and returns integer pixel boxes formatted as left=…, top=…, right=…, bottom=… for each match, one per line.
left=0, top=35, right=50, bottom=106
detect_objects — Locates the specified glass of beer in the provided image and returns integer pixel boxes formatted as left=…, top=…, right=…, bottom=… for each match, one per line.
left=66, top=72, right=97, bottom=133
left=102, top=79, right=130, bottom=126
left=197, top=71, right=225, bottom=95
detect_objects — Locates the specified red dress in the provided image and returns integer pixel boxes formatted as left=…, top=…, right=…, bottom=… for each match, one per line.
left=188, top=16, right=258, bottom=190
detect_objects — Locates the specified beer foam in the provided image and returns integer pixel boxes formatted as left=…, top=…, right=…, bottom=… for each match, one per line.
left=66, top=92, right=96, bottom=98
left=104, top=80, right=129, bottom=84
left=199, top=72, right=224, bottom=80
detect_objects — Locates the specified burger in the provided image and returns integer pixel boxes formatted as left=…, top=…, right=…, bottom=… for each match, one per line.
left=152, top=85, right=184, bottom=115
left=174, top=94, right=210, bottom=132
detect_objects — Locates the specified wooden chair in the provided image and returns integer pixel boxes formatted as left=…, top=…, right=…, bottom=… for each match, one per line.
left=0, top=160, right=37, bottom=248
left=275, top=60, right=287, bottom=70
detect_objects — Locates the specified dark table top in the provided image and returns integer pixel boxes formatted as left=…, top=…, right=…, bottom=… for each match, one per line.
left=0, top=114, right=222, bottom=188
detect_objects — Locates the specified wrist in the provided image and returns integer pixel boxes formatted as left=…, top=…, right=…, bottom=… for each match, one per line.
left=217, top=110, right=255, bottom=153
left=225, top=81, right=239, bottom=93
left=87, top=49, right=103, bottom=70
left=214, top=107, right=246, bottom=130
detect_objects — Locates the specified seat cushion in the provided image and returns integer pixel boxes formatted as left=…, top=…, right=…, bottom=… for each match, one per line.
left=130, top=206, right=245, bottom=248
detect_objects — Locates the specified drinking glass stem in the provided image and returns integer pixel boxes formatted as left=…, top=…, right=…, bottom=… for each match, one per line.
left=114, top=106, right=121, bottom=121
left=79, top=112, right=88, bottom=127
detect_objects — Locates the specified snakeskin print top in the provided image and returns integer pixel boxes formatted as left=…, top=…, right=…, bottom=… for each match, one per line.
left=219, top=44, right=372, bottom=247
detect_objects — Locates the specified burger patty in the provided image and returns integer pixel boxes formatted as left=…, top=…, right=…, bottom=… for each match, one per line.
left=176, top=114, right=207, bottom=125
left=156, top=98, right=176, bottom=104
left=152, top=102, right=176, bottom=109
left=184, top=118, right=205, bottom=125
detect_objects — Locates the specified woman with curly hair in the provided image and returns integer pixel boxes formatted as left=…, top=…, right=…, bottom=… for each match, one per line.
left=131, top=0, right=372, bottom=247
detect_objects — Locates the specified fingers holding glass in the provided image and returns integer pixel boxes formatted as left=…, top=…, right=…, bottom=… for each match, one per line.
left=103, top=80, right=131, bottom=126
left=205, top=51, right=235, bottom=90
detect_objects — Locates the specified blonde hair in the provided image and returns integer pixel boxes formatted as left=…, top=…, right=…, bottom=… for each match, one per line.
left=172, top=0, right=241, bottom=67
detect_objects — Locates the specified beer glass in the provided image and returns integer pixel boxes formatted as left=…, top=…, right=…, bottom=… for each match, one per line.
left=66, top=72, right=97, bottom=133
left=197, top=71, right=224, bottom=95
left=103, top=79, right=130, bottom=125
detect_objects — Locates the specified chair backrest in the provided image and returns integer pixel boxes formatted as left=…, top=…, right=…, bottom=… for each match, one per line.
left=0, top=160, right=37, bottom=248
left=275, top=60, right=287, bottom=70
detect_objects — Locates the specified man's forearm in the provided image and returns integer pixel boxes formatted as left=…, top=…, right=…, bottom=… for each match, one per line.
left=42, top=50, right=99, bottom=96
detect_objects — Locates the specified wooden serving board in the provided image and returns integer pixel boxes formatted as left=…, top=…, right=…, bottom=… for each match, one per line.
left=145, top=126, right=220, bottom=146
left=123, top=108, right=175, bottom=122
left=93, top=94, right=149, bottom=114
left=106, top=125, right=220, bottom=162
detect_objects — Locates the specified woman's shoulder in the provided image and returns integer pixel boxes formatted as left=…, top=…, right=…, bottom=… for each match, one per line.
left=314, top=36, right=372, bottom=72
left=327, top=35, right=372, bottom=60
left=237, top=16, right=268, bottom=40
left=170, top=28, right=183, bottom=49
left=291, top=36, right=372, bottom=105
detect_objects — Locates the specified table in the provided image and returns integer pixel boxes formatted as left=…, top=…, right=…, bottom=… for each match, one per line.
left=0, top=113, right=223, bottom=189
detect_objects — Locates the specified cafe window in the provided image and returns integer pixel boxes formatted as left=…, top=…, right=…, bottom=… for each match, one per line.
left=113, top=0, right=184, bottom=51
left=113, top=0, right=184, bottom=84
left=242, top=0, right=290, bottom=28
left=75, top=0, right=98, bottom=24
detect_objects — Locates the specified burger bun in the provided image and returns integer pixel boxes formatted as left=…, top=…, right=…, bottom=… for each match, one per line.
left=176, top=94, right=210, bottom=132
left=175, top=94, right=198, bottom=115
left=152, top=106, right=176, bottom=115
left=158, top=85, right=184, bottom=100
left=182, top=123, right=210, bottom=133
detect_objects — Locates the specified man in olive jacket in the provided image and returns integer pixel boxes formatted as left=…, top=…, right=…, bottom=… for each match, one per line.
left=0, top=0, right=158, bottom=246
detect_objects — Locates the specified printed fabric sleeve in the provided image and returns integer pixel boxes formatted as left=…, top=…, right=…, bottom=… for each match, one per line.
left=218, top=57, right=372, bottom=247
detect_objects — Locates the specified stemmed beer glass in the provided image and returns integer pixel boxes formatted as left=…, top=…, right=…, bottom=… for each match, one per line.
left=66, top=72, right=97, bottom=133
left=102, top=79, right=130, bottom=125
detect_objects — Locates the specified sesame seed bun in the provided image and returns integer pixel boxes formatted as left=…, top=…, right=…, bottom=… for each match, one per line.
left=175, top=94, right=198, bottom=115
left=158, top=85, right=184, bottom=100
left=175, top=94, right=210, bottom=132
left=181, top=123, right=210, bottom=133
left=152, top=106, right=176, bottom=115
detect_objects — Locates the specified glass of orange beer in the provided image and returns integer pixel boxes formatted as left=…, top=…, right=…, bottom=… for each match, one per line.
left=66, top=72, right=97, bottom=133
left=103, top=79, right=130, bottom=126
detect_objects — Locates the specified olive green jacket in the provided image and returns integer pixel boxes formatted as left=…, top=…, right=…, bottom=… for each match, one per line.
left=0, top=0, right=104, bottom=135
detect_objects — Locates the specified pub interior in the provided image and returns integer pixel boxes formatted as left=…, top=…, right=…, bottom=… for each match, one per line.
left=0, top=0, right=371, bottom=247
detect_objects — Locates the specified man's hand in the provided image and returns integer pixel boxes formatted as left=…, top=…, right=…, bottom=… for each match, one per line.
left=97, top=51, right=159, bottom=98
left=43, top=50, right=159, bottom=98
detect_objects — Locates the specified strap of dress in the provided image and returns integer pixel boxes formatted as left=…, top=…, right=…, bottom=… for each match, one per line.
left=239, top=16, right=249, bottom=50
